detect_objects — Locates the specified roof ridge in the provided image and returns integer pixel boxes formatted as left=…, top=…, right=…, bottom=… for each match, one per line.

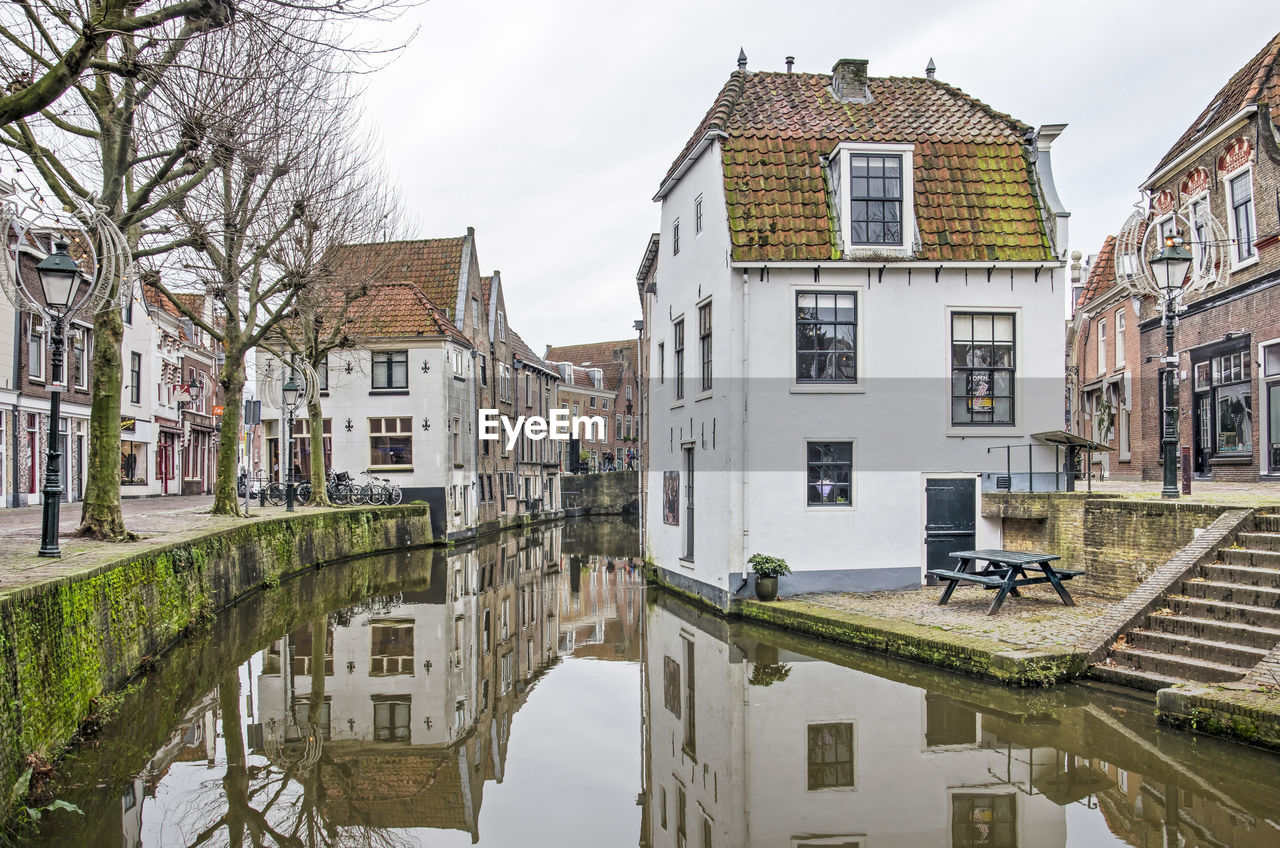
left=335, top=235, right=467, bottom=249
left=660, top=70, right=748, bottom=187
left=925, top=78, right=1032, bottom=135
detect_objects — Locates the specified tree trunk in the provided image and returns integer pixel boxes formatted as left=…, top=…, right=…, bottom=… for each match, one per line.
left=76, top=305, right=135, bottom=540
left=219, top=672, right=248, bottom=848
left=307, top=397, right=330, bottom=505
left=211, top=354, right=246, bottom=515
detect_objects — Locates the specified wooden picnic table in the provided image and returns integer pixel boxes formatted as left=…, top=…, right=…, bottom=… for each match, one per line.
left=928, top=549, right=1082, bottom=616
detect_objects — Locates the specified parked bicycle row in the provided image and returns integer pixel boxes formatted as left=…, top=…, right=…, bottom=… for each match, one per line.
left=239, top=470, right=404, bottom=506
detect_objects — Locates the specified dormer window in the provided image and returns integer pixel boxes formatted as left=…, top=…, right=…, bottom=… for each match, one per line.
left=830, top=142, right=915, bottom=255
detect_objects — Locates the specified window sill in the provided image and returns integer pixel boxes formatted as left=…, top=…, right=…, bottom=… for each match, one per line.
left=1230, top=255, right=1260, bottom=273
left=694, top=392, right=714, bottom=403
left=946, top=426, right=1021, bottom=438
left=790, top=383, right=865, bottom=395
left=369, top=466, right=415, bottom=473
left=369, top=389, right=410, bottom=396
left=807, top=503, right=855, bottom=511
left=670, top=401, right=685, bottom=410
left=453, top=375, right=466, bottom=382
left=1209, top=455, right=1252, bottom=466
left=677, top=557, right=695, bottom=568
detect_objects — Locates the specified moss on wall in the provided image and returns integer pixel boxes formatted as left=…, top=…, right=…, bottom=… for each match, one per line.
left=0, top=505, right=431, bottom=815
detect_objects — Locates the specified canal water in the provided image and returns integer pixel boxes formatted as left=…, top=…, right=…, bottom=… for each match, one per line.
left=23, top=517, right=1280, bottom=847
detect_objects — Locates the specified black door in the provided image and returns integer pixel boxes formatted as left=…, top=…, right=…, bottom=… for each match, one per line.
left=925, top=478, right=976, bottom=585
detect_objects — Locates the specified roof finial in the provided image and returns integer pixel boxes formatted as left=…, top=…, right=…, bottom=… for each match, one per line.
left=925, top=57, right=936, bottom=80
left=737, top=47, right=748, bottom=71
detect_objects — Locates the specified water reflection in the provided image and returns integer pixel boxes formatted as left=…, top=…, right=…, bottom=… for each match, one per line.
left=35, top=518, right=643, bottom=848
left=640, top=594, right=1280, bottom=848
left=25, top=517, right=1280, bottom=848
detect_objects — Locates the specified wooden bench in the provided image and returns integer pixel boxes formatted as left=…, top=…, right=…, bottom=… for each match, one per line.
left=929, top=549, right=1080, bottom=615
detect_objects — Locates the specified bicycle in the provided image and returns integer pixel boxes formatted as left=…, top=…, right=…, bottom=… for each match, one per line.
left=358, top=470, right=389, bottom=505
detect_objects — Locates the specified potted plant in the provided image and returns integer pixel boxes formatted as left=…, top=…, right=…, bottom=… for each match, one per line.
left=748, top=553, right=790, bottom=601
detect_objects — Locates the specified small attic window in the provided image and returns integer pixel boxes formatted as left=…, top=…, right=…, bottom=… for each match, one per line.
left=829, top=141, right=915, bottom=256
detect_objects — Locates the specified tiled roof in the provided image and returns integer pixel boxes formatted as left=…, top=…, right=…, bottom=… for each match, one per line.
left=1149, top=32, right=1280, bottom=178
left=322, top=748, right=470, bottom=830
left=665, top=70, right=1053, bottom=263
left=544, top=339, right=638, bottom=369
left=1078, top=235, right=1118, bottom=308
left=343, top=282, right=471, bottom=344
left=142, top=283, right=181, bottom=318
left=327, top=236, right=469, bottom=317
left=509, top=328, right=557, bottom=375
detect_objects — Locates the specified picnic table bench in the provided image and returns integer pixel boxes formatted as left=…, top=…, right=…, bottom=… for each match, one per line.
left=928, top=549, right=1083, bottom=616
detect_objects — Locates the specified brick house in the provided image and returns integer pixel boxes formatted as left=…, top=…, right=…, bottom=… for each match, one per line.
left=1125, top=32, right=1280, bottom=481
left=545, top=339, right=640, bottom=471
left=1070, top=234, right=1147, bottom=479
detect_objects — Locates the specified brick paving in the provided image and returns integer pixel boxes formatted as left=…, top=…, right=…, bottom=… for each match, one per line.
left=1089, top=479, right=1280, bottom=505
left=0, top=496, right=314, bottom=595
left=796, top=583, right=1114, bottom=651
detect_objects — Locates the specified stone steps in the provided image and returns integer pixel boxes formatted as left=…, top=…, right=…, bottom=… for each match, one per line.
left=1108, top=647, right=1246, bottom=684
left=1124, top=629, right=1267, bottom=667
left=1221, top=547, right=1280, bottom=569
left=1145, top=612, right=1280, bottom=650
left=1179, top=579, right=1280, bottom=608
left=1234, top=532, right=1280, bottom=552
left=1168, top=595, right=1280, bottom=629
left=1200, top=563, right=1280, bottom=588
left=1088, top=662, right=1191, bottom=693
left=1090, top=519, right=1280, bottom=692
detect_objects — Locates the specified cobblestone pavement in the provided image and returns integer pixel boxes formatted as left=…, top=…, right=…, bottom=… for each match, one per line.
left=0, top=495, right=307, bottom=594
left=797, top=583, right=1114, bottom=650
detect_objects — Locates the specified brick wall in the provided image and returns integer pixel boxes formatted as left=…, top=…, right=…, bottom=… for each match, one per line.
left=984, top=493, right=1235, bottom=598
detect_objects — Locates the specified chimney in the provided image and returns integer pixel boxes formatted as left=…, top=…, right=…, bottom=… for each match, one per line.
left=785, top=56, right=794, bottom=73
left=831, top=58, right=871, bottom=104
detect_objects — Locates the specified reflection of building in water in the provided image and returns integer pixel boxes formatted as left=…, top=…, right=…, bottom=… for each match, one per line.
left=558, top=554, right=644, bottom=659
left=641, top=596, right=1280, bottom=848
left=248, top=526, right=567, bottom=839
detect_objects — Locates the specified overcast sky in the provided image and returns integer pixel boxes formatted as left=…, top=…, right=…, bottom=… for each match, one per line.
left=360, top=0, right=1280, bottom=352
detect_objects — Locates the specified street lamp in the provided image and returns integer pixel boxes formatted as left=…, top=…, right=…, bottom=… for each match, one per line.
left=1150, top=235, right=1193, bottom=499
left=34, top=241, right=84, bottom=556
left=282, top=375, right=302, bottom=512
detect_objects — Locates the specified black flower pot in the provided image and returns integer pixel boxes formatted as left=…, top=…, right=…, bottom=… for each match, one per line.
left=755, top=575, right=778, bottom=601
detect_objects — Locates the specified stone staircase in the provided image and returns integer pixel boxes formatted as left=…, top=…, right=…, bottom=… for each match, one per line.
left=1091, top=514, right=1280, bottom=692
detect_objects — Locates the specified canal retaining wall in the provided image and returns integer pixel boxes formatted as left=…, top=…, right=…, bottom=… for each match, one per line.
left=985, top=493, right=1237, bottom=598
left=0, top=504, right=431, bottom=814
left=561, top=471, right=638, bottom=516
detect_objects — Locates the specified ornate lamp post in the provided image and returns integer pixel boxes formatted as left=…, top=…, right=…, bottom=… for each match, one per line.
left=33, top=242, right=84, bottom=556
left=282, top=375, right=302, bottom=512
left=2, top=187, right=131, bottom=555
left=1150, top=236, right=1194, bottom=499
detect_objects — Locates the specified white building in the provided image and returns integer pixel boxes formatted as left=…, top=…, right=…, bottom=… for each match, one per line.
left=257, top=281, right=477, bottom=538
left=644, top=55, right=1070, bottom=606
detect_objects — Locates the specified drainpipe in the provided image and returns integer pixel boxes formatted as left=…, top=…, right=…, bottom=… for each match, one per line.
left=739, top=268, right=751, bottom=594
left=11, top=307, right=22, bottom=508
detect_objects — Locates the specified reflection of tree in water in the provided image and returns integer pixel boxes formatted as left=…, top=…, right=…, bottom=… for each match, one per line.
left=185, top=629, right=415, bottom=848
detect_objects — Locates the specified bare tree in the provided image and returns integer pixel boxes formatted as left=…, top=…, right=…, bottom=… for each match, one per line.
left=0, top=0, right=417, bottom=128
left=146, top=32, right=373, bottom=515
left=266, top=165, right=406, bottom=503
left=1, top=0, right=417, bottom=537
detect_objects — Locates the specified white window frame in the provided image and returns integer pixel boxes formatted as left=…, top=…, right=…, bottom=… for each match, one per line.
left=791, top=284, right=865, bottom=394
left=497, top=311, right=506, bottom=342
left=694, top=195, right=703, bottom=235
left=1115, top=311, right=1126, bottom=368
left=1225, top=163, right=1258, bottom=270
left=1097, top=318, right=1107, bottom=376
left=830, top=141, right=915, bottom=256
left=28, top=316, right=45, bottom=382
left=1188, top=191, right=1211, bottom=275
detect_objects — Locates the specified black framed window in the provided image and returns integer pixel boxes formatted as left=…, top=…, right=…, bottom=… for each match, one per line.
left=673, top=219, right=680, bottom=255
left=698, top=302, right=712, bottom=391
left=674, top=319, right=685, bottom=400
left=952, top=794, right=1015, bottom=848
left=796, top=292, right=856, bottom=382
left=371, top=350, right=408, bottom=389
left=849, top=153, right=902, bottom=245
left=807, top=441, right=852, bottom=506
left=807, top=722, right=855, bottom=789
left=951, top=313, right=1015, bottom=426
left=129, top=351, right=141, bottom=404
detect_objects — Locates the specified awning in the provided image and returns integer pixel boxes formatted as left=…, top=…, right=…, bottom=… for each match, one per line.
left=1031, top=430, right=1115, bottom=452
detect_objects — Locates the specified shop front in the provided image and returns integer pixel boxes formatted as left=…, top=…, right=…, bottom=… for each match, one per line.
left=1189, top=336, right=1254, bottom=478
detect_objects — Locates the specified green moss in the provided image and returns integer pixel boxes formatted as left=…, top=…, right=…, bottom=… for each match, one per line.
left=0, top=504, right=432, bottom=822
